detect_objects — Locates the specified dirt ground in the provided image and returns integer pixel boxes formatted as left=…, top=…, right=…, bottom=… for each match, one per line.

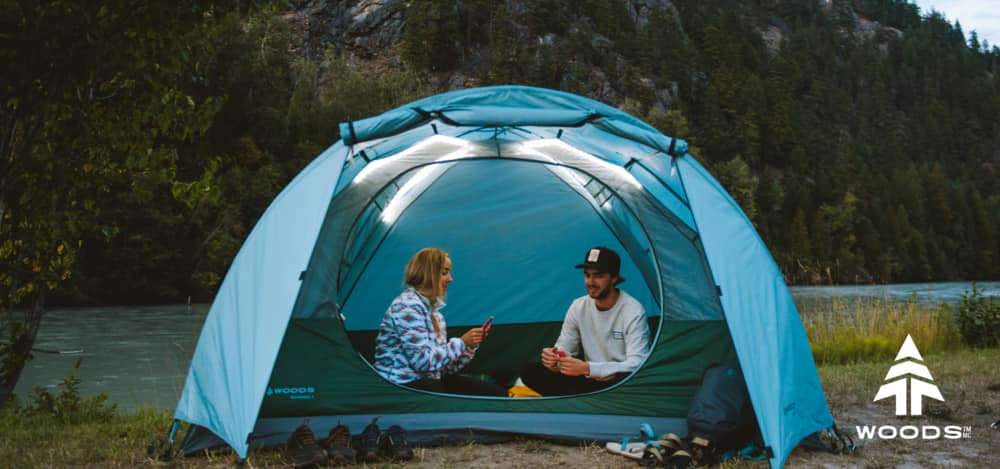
left=388, top=408, right=999, bottom=469
left=221, top=411, right=999, bottom=468
left=231, top=390, right=1000, bottom=468
left=224, top=350, right=1000, bottom=468
left=241, top=409, right=996, bottom=469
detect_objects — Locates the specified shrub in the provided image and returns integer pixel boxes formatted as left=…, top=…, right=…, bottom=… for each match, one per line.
left=954, top=284, right=1000, bottom=348
left=23, top=374, right=117, bottom=425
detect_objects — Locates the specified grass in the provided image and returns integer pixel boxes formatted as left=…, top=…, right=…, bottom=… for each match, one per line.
left=801, top=296, right=963, bottom=365
left=1, top=405, right=170, bottom=467
left=816, top=346, right=1000, bottom=413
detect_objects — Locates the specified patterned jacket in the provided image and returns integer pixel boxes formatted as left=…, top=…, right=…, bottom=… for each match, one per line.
left=374, top=287, right=476, bottom=384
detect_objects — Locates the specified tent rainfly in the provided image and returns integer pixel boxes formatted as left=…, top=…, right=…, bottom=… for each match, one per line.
left=170, top=85, right=835, bottom=469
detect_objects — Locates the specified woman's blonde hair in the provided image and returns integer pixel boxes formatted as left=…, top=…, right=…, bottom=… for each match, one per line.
left=404, top=247, right=449, bottom=336
left=405, top=247, right=449, bottom=303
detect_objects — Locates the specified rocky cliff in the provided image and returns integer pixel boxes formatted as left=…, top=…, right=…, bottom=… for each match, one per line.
left=283, top=0, right=897, bottom=107
left=286, top=0, right=407, bottom=61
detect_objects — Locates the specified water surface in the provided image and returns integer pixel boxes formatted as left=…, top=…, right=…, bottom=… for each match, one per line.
left=789, top=281, right=1000, bottom=311
left=13, top=304, right=207, bottom=412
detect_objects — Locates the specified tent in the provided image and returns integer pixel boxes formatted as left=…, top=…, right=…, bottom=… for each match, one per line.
left=171, top=85, right=834, bottom=468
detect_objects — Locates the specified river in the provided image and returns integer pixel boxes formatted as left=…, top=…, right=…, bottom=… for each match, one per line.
left=12, top=281, right=1000, bottom=412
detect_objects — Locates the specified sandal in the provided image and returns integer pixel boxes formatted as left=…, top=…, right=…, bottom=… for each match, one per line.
left=605, top=423, right=663, bottom=461
left=663, top=449, right=694, bottom=469
left=604, top=439, right=647, bottom=460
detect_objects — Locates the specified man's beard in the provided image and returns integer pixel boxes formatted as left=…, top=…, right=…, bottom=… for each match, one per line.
left=588, top=284, right=612, bottom=300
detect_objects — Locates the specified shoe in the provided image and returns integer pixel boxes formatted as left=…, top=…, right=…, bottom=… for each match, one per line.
left=686, top=436, right=714, bottom=466
left=286, top=422, right=327, bottom=468
left=379, top=424, right=414, bottom=461
left=354, top=417, right=381, bottom=462
left=322, top=422, right=356, bottom=466
left=662, top=449, right=694, bottom=469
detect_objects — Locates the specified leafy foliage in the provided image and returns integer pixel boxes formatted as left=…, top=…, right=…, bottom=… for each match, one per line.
left=0, top=0, right=245, bottom=401
left=22, top=374, right=118, bottom=425
left=954, top=285, right=1000, bottom=347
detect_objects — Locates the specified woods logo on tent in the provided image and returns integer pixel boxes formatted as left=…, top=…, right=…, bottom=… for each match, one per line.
left=266, top=386, right=316, bottom=400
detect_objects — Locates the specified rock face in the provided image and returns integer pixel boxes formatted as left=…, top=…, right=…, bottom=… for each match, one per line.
left=284, top=0, right=682, bottom=107
left=286, top=0, right=406, bottom=60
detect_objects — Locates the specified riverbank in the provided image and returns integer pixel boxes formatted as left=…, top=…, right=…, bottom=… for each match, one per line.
left=3, top=346, right=997, bottom=467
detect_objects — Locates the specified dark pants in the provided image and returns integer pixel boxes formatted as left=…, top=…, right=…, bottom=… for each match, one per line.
left=519, top=362, right=626, bottom=396
left=406, top=374, right=508, bottom=396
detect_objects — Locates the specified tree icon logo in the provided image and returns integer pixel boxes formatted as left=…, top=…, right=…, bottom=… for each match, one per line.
left=873, top=335, right=944, bottom=416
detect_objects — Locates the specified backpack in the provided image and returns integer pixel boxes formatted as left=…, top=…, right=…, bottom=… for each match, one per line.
left=685, top=365, right=763, bottom=464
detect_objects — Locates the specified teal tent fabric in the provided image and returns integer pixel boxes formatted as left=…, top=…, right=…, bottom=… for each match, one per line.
left=339, top=86, right=684, bottom=156
left=173, top=146, right=346, bottom=458
left=173, top=85, right=834, bottom=467
left=677, top=156, right=833, bottom=468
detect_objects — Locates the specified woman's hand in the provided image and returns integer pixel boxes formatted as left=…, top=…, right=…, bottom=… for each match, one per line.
left=461, top=327, right=486, bottom=348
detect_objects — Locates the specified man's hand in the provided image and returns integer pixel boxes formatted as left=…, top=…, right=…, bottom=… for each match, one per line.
left=541, top=347, right=559, bottom=369
left=557, top=356, right=590, bottom=377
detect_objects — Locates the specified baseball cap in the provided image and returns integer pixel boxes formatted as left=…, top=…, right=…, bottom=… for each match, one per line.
left=574, top=246, right=625, bottom=283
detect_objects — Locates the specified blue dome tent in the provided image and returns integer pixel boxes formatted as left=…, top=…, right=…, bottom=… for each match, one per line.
left=170, top=85, right=834, bottom=468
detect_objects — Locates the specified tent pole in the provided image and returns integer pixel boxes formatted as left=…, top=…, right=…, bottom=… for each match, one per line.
left=163, top=419, right=180, bottom=459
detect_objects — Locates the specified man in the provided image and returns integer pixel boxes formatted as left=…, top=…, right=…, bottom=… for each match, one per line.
left=519, top=246, right=650, bottom=396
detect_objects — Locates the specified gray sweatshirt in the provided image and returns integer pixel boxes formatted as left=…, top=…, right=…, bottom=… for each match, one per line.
left=553, top=289, right=650, bottom=379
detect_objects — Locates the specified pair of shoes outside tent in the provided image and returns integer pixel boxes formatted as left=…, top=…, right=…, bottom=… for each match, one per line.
left=605, top=424, right=694, bottom=468
left=354, top=418, right=414, bottom=463
left=285, top=419, right=360, bottom=467
left=637, top=432, right=692, bottom=468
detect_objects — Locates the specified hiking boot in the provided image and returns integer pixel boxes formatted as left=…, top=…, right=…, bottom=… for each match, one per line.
left=322, top=422, right=356, bottom=466
left=379, top=424, right=414, bottom=461
left=286, top=423, right=327, bottom=468
left=354, top=417, right=381, bottom=462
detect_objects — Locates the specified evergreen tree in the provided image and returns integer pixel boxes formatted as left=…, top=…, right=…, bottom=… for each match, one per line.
left=401, top=0, right=460, bottom=72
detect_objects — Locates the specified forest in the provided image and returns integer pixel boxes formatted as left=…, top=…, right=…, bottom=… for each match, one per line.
left=2, top=0, right=998, bottom=316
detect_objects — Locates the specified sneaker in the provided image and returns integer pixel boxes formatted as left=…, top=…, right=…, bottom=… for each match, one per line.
left=354, top=417, right=381, bottom=462
left=322, top=422, right=356, bottom=466
left=379, top=424, right=414, bottom=461
left=286, top=422, right=327, bottom=468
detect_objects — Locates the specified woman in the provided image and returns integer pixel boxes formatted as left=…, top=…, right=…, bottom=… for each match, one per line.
left=373, top=248, right=506, bottom=396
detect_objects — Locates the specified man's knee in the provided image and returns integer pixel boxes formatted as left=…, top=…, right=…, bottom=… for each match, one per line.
left=520, top=362, right=554, bottom=381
